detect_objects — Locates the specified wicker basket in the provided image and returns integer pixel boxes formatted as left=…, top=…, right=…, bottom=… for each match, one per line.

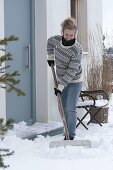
left=90, top=107, right=108, bottom=123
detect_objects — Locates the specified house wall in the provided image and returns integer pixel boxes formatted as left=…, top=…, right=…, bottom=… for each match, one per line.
left=102, top=0, right=113, bottom=47
left=78, top=0, right=102, bottom=53
left=87, top=0, right=102, bottom=60
left=87, top=0, right=102, bottom=32
left=0, top=0, right=6, bottom=121
left=35, top=0, right=70, bottom=122
left=0, top=0, right=103, bottom=123
left=35, top=0, right=102, bottom=123
left=35, top=0, right=48, bottom=122
left=79, top=0, right=102, bottom=90
left=47, top=0, right=70, bottom=121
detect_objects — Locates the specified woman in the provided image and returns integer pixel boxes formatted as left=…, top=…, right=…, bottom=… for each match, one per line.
left=47, top=17, right=83, bottom=140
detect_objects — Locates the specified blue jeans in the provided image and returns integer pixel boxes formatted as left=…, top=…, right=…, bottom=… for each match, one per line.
left=61, top=82, right=82, bottom=138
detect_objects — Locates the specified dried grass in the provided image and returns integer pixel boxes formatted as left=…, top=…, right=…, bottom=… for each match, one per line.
left=86, top=27, right=113, bottom=98
left=86, top=55, right=112, bottom=99
left=87, top=60, right=102, bottom=90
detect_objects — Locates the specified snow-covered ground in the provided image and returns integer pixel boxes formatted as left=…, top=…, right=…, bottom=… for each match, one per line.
left=0, top=94, right=113, bottom=170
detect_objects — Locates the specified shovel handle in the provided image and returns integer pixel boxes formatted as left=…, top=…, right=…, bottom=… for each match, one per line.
left=50, top=64, right=70, bottom=140
left=51, top=64, right=58, bottom=88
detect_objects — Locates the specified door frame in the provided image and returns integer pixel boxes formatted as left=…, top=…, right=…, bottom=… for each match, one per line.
left=31, top=0, right=36, bottom=123
left=70, top=0, right=88, bottom=51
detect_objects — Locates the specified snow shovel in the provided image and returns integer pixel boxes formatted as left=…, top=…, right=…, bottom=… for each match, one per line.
left=49, top=64, right=91, bottom=148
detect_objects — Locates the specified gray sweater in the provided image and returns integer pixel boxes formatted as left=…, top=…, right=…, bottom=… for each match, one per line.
left=47, top=35, right=83, bottom=89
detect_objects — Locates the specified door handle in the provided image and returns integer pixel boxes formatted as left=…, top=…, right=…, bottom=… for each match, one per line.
left=27, top=44, right=31, bottom=70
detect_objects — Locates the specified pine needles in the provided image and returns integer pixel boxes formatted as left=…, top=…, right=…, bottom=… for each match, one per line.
left=0, top=119, right=14, bottom=168
left=0, top=35, right=26, bottom=96
left=0, top=35, right=26, bottom=168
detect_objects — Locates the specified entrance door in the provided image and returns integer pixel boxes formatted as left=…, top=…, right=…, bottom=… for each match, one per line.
left=4, top=0, right=34, bottom=124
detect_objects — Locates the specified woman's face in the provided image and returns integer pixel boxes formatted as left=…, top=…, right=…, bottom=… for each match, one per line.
left=63, top=29, right=76, bottom=41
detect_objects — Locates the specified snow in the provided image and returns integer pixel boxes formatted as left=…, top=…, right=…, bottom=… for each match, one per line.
left=0, top=94, right=113, bottom=170
left=77, top=99, right=109, bottom=107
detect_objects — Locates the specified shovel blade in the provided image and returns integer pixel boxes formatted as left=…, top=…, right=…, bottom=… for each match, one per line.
left=49, top=139, right=91, bottom=148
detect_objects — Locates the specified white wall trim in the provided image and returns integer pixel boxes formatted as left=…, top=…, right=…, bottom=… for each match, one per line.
left=0, top=0, right=6, bottom=121
left=35, top=0, right=48, bottom=122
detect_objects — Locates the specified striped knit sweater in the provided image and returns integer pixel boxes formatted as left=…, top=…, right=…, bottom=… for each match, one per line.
left=47, top=35, right=83, bottom=90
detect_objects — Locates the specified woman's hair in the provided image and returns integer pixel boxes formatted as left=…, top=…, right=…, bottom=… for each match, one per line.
left=61, top=17, right=78, bottom=32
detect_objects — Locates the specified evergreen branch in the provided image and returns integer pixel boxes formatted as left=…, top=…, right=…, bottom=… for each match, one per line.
left=1, top=151, right=14, bottom=157
left=0, top=159, right=9, bottom=169
left=0, top=77, right=20, bottom=86
left=0, top=71, right=5, bottom=74
left=7, top=85, right=26, bottom=96
left=0, top=35, right=18, bottom=45
left=0, top=119, right=7, bottom=136
left=0, top=36, right=26, bottom=169
left=0, top=119, right=3, bottom=124
left=0, top=77, right=20, bottom=85
left=0, top=86, right=6, bottom=89
left=0, top=119, right=14, bottom=136
left=8, top=35, right=19, bottom=41
left=0, top=78, right=25, bottom=96
left=5, top=70, right=20, bottom=77
left=0, top=53, right=12, bottom=63
left=0, top=47, right=5, bottom=51
left=0, top=71, right=20, bottom=85
left=6, top=119, right=14, bottom=129
left=0, top=147, right=14, bottom=168
left=0, top=37, right=23, bottom=97
left=0, top=149, right=9, bottom=152
left=0, top=65, right=10, bottom=72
